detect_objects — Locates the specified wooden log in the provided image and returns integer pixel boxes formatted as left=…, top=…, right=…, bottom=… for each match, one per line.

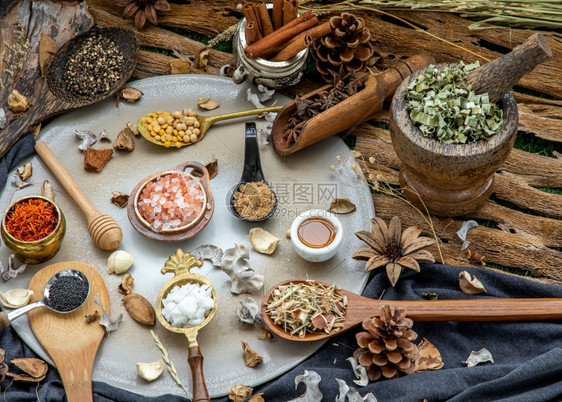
left=133, top=50, right=219, bottom=79
left=517, top=111, right=562, bottom=143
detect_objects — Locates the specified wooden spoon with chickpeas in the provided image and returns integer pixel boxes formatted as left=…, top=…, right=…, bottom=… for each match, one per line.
left=137, top=106, right=283, bottom=148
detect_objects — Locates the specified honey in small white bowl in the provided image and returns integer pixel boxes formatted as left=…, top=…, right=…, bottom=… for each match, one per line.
left=290, top=209, right=343, bottom=262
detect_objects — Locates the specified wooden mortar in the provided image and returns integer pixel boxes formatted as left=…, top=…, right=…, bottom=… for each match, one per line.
left=271, top=54, right=435, bottom=156
left=389, top=33, right=551, bottom=217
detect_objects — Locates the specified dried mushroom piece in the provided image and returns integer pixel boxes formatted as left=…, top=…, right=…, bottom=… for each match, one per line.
left=463, top=348, right=494, bottom=367
left=258, top=329, right=274, bottom=342
left=346, top=357, right=369, bottom=386
left=220, top=244, right=264, bottom=294
left=7, top=90, right=29, bottom=113
left=111, top=192, right=129, bottom=208
left=123, top=293, right=155, bottom=326
left=290, top=370, right=323, bottom=401
left=127, top=121, right=140, bottom=136
left=0, top=288, right=33, bottom=308
left=85, top=310, right=101, bottom=324
left=99, top=129, right=111, bottom=141
left=95, top=293, right=123, bottom=334
left=115, top=87, right=143, bottom=107
left=229, top=384, right=253, bottom=402
left=414, top=338, right=444, bottom=371
left=0, top=254, right=27, bottom=282
left=328, top=198, right=356, bottom=214
left=191, top=244, right=223, bottom=267
left=136, top=360, right=164, bottom=381
left=237, top=297, right=263, bottom=325
left=249, top=227, right=279, bottom=255
left=75, top=129, right=98, bottom=151
left=335, top=378, right=377, bottom=402
left=457, top=220, right=478, bottom=250
left=113, top=126, right=135, bottom=151
left=84, top=148, right=113, bottom=172
left=197, top=97, right=220, bottom=110
left=459, top=270, right=487, bottom=295
left=118, top=273, right=134, bottom=295
left=241, top=341, right=262, bottom=367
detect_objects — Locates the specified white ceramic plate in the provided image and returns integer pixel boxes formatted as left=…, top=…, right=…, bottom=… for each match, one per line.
left=0, top=75, right=374, bottom=398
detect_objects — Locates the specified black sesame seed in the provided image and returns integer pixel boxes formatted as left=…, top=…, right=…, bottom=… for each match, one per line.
left=47, top=275, right=89, bottom=312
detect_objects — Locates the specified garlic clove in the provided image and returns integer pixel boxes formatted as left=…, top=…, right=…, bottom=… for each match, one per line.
left=107, top=250, right=134, bottom=274
left=249, top=228, right=279, bottom=255
left=136, top=360, right=164, bottom=381
left=0, top=289, right=34, bottom=308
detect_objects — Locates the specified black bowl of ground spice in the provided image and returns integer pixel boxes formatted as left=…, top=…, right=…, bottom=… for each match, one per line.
left=46, top=27, right=139, bottom=104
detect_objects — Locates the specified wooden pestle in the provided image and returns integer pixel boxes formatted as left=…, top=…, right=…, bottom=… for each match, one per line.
left=35, top=142, right=122, bottom=250
left=466, top=33, right=552, bottom=102
left=271, top=53, right=435, bottom=156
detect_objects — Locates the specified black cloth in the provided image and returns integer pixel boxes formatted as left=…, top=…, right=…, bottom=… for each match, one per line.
left=0, top=133, right=36, bottom=192
left=2, top=264, right=561, bottom=401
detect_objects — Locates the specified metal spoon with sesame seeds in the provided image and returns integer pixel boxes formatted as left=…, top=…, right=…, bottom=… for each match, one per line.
left=262, top=279, right=562, bottom=342
left=0, top=27, right=139, bottom=160
left=137, top=105, right=283, bottom=148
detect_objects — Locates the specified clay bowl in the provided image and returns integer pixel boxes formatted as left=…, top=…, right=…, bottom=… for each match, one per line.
left=1, top=196, right=66, bottom=264
left=389, top=63, right=518, bottom=217
left=127, top=162, right=214, bottom=242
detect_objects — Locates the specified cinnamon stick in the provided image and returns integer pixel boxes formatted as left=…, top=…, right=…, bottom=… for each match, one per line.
left=243, top=3, right=262, bottom=36
left=246, top=21, right=262, bottom=45
left=285, top=21, right=331, bottom=48
left=272, top=0, right=284, bottom=30
left=271, top=34, right=313, bottom=61
left=283, top=0, right=298, bottom=25
left=244, top=12, right=318, bottom=59
left=256, top=3, right=274, bottom=36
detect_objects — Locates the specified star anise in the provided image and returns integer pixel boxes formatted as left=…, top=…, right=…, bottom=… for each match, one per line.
left=117, top=0, right=171, bottom=30
left=352, top=216, right=436, bottom=286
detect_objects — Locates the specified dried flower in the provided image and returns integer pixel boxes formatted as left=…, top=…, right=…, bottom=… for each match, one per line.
left=352, top=216, right=435, bottom=286
left=117, top=0, right=171, bottom=30
left=241, top=341, right=262, bottom=367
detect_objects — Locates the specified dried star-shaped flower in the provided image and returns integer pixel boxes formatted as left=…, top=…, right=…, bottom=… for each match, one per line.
left=352, top=216, right=435, bottom=286
left=117, top=0, right=171, bottom=30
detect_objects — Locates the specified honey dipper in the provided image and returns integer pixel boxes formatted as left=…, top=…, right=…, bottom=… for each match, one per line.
left=35, top=141, right=122, bottom=250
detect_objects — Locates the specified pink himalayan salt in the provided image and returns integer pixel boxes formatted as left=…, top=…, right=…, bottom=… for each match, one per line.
left=138, top=172, right=205, bottom=232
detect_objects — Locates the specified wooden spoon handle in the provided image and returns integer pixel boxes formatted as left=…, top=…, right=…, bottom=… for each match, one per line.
left=187, top=345, right=210, bottom=402
left=466, top=33, right=552, bottom=102
left=55, top=351, right=95, bottom=402
left=370, top=298, right=562, bottom=322
left=35, top=141, right=122, bottom=250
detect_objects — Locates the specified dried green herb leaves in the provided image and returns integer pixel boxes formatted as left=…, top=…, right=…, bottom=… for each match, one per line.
left=405, top=62, right=503, bottom=144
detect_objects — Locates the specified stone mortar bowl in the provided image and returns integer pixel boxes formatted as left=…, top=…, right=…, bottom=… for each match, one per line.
left=389, top=63, right=518, bottom=217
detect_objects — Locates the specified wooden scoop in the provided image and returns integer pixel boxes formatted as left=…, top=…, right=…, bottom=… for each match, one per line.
left=0, top=27, right=138, bottom=160
left=262, top=280, right=562, bottom=342
left=35, top=141, right=122, bottom=250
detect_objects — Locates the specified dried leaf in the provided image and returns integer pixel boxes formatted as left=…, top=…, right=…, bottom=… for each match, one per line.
left=290, top=370, right=323, bottom=401
left=118, top=273, right=135, bottom=295
left=94, top=293, right=123, bottom=334
left=456, top=220, right=478, bottom=251
left=5, top=371, right=46, bottom=382
left=10, top=358, right=48, bottom=379
left=422, top=292, right=438, bottom=300
left=85, top=310, right=101, bottom=324
left=248, top=393, right=265, bottom=402
left=229, top=384, right=253, bottom=401
left=16, top=162, right=32, bottom=181
left=191, top=244, right=223, bottom=267
left=113, top=126, right=135, bottom=151
left=328, top=198, right=356, bottom=214
left=75, top=129, right=98, bottom=151
left=414, top=338, right=444, bottom=371
left=41, top=180, right=55, bottom=202
left=197, top=48, right=210, bottom=69
left=241, top=341, right=262, bottom=367
left=111, top=192, right=129, bottom=208
left=346, top=357, right=369, bottom=386
left=197, top=97, right=220, bottom=110
left=0, top=349, right=7, bottom=382
left=123, top=293, right=156, bottom=326
left=204, top=158, right=218, bottom=179
left=249, top=227, right=279, bottom=255
left=39, top=34, right=57, bottom=77
left=170, top=59, right=191, bottom=74
left=459, top=270, right=487, bottom=295
left=237, top=297, right=263, bottom=325
left=463, top=348, right=494, bottom=367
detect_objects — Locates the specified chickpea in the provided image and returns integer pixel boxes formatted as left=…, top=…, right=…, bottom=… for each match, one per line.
left=165, top=126, right=173, bottom=135
left=172, top=111, right=182, bottom=119
left=175, top=142, right=182, bottom=148
left=164, top=141, right=171, bottom=148
left=193, top=120, right=200, bottom=128
left=162, top=123, right=168, bottom=129
left=172, top=136, right=178, bottom=142
left=152, top=124, right=161, bottom=132
left=189, top=111, right=197, bottom=117
left=155, top=135, right=161, bottom=141
left=146, top=117, right=153, bottom=124
left=192, top=128, right=200, bottom=136
left=157, top=116, right=166, bottom=125
left=159, top=129, right=165, bottom=136
left=183, top=135, right=190, bottom=143
left=167, top=117, right=174, bottom=125
left=178, top=130, right=185, bottom=137
left=156, top=109, right=164, bottom=115
left=165, top=134, right=173, bottom=141
left=190, top=133, right=198, bottom=143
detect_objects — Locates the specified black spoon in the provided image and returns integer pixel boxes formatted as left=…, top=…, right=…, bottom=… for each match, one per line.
left=229, top=122, right=277, bottom=222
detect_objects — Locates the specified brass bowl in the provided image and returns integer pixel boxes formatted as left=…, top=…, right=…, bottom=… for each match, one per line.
left=1, top=196, right=66, bottom=264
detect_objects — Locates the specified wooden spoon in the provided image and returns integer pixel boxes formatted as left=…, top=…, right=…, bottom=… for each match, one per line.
left=0, top=27, right=138, bottom=160
left=261, top=279, right=562, bottom=342
left=35, top=141, right=122, bottom=250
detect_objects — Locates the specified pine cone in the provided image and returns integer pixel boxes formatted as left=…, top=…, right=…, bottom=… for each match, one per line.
left=312, top=13, right=374, bottom=83
left=353, top=305, right=418, bottom=381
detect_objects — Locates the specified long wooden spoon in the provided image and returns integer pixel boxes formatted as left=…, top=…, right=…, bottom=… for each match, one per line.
left=261, top=279, right=562, bottom=342
left=35, top=141, right=122, bottom=250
